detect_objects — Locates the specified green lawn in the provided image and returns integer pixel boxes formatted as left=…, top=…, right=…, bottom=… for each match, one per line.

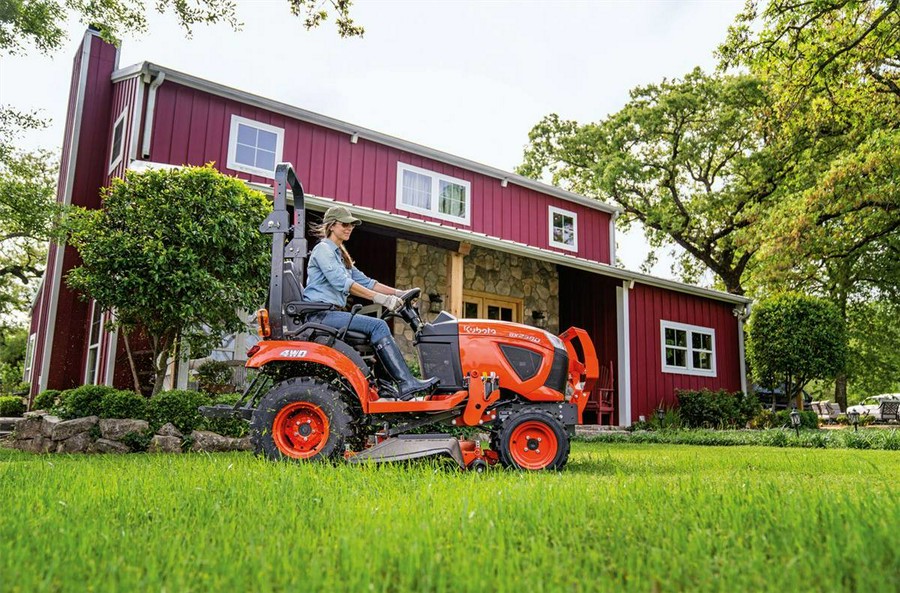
left=1, top=443, right=897, bottom=592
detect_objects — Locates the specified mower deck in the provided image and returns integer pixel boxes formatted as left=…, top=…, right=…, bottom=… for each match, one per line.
left=347, top=434, right=481, bottom=469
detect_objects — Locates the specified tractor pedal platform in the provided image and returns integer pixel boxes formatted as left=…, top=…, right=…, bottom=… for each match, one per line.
left=348, top=434, right=467, bottom=468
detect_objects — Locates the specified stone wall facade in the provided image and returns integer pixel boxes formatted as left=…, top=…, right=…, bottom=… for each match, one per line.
left=393, top=240, right=559, bottom=357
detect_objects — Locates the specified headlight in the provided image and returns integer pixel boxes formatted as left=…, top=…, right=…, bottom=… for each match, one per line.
left=546, top=331, right=564, bottom=350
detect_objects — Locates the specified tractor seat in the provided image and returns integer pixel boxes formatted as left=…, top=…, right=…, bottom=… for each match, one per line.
left=283, top=261, right=369, bottom=345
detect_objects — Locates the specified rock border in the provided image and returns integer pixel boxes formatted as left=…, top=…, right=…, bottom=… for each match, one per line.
left=7, top=413, right=250, bottom=454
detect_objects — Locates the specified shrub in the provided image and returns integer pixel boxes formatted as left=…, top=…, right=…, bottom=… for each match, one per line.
left=676, top=389, right=760, bottom=428
left=0, top=396, right=26, bottom=417
left=32, top=389, right=60, bottom=411
left=195, top=360, right=233, bottom=394
left=99, top=390, right=148, bottom=419
left=146, top=390, right=210, bottom=433
left=202, top=392, right=249, bottom=438
left=119, top=430, right=154, bottom=452
left=54, top=385, right=119, bottom=419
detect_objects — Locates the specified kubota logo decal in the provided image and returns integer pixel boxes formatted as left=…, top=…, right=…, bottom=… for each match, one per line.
left=279, top=349, right=308, bottom=358
left=462, top=325, right=496, bottom=335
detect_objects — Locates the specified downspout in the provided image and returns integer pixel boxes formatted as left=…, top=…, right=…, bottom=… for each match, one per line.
left=141, top=71, right=165, bottom=159
left=734, top=304, right=751, bottom=394
left=608, top=210, right=619, bottom=266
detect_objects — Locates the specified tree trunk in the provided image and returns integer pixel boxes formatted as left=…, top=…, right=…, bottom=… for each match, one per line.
left=834, top=372, right=848, bottom=412
left=122, top=331, right=142, bottom=394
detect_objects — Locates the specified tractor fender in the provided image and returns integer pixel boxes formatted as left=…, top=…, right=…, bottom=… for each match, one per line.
left=246, top=340, right=371, bottom=404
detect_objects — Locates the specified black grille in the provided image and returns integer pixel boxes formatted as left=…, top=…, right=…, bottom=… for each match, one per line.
left=418, top=342, right=462, bottom=388
left=543, top=347, right=569, bottom=394
left=500, top=345, right=543, bottom=382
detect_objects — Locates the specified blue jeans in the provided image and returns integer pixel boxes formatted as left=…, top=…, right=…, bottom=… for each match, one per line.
left=307, top=310, right=392, bottom=343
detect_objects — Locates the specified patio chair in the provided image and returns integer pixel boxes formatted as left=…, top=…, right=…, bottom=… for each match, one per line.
left=810, top=401, right=826, bottom=420
left=827, top=402, right=842, bottom=420
left=879, top=400, right=900, bottom=423
left=584, top=361, right=615, bottom=425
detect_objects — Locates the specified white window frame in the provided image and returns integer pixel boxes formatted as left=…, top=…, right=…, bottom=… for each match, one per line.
left=226, top=115, right=284, bottom=179
left=85, top=301, right=104, bottom=385
left=108, top=108, right=128, bottom=174
left=23, top=333, right=36, bottom=383
left=548, top=205, right=578, bottom=252
left=660, top=320, right=716, bottom=377
left=396, top=162, right=471, bottom=225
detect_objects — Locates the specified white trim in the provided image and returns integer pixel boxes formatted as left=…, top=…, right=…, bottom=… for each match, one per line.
left=40, top=30, right=93, bottom=393
left=660, top=320, right=717, bottom=377
left=616, top=282, right=632, bottom=427
left=141, top=71, right=165, bottom=158
left=111, top=62, right=621, bottom=215
left=128, top=76, right=145, bottom=161
left=548, top=205, right=578, bottom=252
left=108, top=108, right=128, bottom=174
left=23, top=333, right=37, bottom=384
left=736, top=305, right=749, bottom=394
left=226, top=115, right=284, bottom=179
left=84, top=301, right=104, bottom=384
left=104, top=325, right=118, bottom=386
left=396, top=162, right=471, bottom=226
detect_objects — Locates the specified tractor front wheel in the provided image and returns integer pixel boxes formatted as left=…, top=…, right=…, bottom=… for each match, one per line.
left=493, top=410, right=570, bottom=471
left=251, top=377, right=356, bottom=462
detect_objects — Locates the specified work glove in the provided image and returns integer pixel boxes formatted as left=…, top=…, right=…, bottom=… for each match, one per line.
left=373, top=292, right=403, bottom=312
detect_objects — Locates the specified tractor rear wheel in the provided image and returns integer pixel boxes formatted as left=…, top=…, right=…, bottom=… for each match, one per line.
left=251, top=377, right=356, bottom=462
left=493, top=409, right=570, bottom=470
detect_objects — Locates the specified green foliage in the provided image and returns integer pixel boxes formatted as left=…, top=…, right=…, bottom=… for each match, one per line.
left=118, top=430, right=154, bottom=453
left=195, top=360, right=233, bottom=394
left=98, top=390, right=147, bottom=419
left=53, top=385, right=119, bottom=419
left=202, top=392, right=248, bottom=438
left=583, top=427, right=900, bottom=450
left=519, top=69, right=785, bottom=294
left=32, top=389, right=60, bottom=410
left=747, top=293, right=847, bottom=404
left=676, top=389, right=760, bottom=429
left=145, top=389, right=210, bottom=433
left=0, top=395, right=25, bottom=416
left=846, top=301, right=900, bottom=398
left=63, top=165, right=271, bottom=394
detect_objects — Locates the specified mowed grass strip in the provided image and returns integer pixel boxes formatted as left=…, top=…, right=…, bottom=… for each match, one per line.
left=1, top=443, right=897, bottom=593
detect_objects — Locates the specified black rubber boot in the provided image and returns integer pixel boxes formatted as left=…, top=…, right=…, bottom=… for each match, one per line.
left=374, top=338, right=439, bottom=400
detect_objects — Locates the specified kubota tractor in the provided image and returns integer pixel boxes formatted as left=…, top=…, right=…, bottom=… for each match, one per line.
left=202, top=163, right=599, bottom=471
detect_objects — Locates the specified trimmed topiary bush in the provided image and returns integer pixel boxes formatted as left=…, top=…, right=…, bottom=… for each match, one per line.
left=53, top=385, right=119, bottom=419
left=0, top=396, right=26, bottom=417
left=146, top=390, right=210, bottom=433
left=99, top=390, right=148, bottom=419
left=32, top=389, right=61, bottom=411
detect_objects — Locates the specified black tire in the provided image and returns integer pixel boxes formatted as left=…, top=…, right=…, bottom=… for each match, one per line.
left=493, top=409, right=570, bottom=471
left=250, top=377, right=356, bottom=462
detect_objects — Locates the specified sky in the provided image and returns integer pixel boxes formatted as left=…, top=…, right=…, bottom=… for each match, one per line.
left=0, top=0, right=744, bottom=278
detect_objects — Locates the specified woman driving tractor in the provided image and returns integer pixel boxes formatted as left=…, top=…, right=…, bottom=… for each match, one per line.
left=303, top=205, right=440, bottom=400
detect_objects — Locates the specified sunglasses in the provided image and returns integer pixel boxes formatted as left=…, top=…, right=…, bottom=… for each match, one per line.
left=335, top=221, right=359, bottom=228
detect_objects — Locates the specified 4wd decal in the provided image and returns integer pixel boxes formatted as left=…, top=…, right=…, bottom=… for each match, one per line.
left=279, top=349, right=308, bottom=358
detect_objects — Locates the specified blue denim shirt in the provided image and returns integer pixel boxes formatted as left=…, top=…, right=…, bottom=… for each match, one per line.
left=303, top=239, right=376, bottom=307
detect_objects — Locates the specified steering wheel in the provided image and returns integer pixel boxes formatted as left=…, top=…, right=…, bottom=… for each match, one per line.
left=380, top=288, right=422, bottom=329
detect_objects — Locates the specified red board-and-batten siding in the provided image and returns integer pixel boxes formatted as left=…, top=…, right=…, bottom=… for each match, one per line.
left=29, top=33, right=120, bottom=394
left=628, top=283, right=742, bottom=422
left=143, top=81, right=613, bottom=265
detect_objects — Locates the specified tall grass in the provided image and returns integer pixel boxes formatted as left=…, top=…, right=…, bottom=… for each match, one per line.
left=1, top=443, right=898, bottom=592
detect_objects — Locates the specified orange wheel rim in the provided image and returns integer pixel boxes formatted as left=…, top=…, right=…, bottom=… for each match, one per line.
left=508, top=421, right=558, bottom=469
left=272, top=402, right=330, bottom=459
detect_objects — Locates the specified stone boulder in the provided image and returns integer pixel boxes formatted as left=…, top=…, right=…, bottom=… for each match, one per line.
left=93, top=438, right=131, bottom=454
left=14, top=416, right=44, bottom=440
left=99, top=418, right=149, bottom=441
left=41, top=415, right=61, bottom=438
left=149, top=435, right=183, bottom=453
left=56, top=431, right=93, bottom=454
left=190, top=430, right=250, bottom=452
left=52, top=416, right=98, bottom=441
left=15, top=436, right=55, bottom=454
left=156, top=423, right=183, bottom=438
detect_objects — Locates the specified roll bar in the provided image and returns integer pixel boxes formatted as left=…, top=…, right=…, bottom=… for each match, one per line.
left=259, top=163, right=306, bottom=340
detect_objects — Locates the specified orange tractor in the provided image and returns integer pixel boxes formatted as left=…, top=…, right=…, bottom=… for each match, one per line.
left=203, top=164, right=599, bottom=471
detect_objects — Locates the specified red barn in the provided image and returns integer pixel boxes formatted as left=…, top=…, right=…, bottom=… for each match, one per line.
left=25, top=30, right=751, bottom=426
